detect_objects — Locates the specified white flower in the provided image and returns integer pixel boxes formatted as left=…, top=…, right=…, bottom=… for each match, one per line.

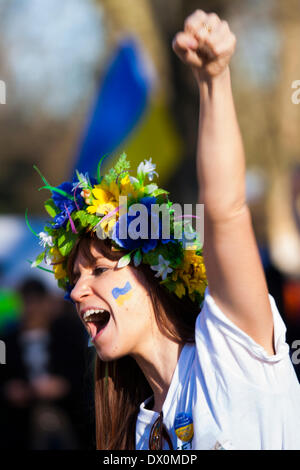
left=137, top=158, right=158, bottom=182
left=129, top=176, right=139, bottom=185
left=150, top=254, right=173, bottom=281
left=72, top=172, right=90, bottom=190
left=38, top=232, right=54, bottom=248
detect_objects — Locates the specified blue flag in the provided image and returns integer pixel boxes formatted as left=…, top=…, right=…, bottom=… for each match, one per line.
left=72, top=37, right=152, bottom=177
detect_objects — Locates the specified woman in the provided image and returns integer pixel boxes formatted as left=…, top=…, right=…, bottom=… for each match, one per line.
left=31, top=10, right=300, bottom=450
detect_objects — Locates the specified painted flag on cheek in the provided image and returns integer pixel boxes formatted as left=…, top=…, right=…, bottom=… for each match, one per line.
left=112, top=281, right=133, bottom=307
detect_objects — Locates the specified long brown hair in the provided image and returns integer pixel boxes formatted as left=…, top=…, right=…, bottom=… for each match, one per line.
left=68, top=234, right=200, bottom=449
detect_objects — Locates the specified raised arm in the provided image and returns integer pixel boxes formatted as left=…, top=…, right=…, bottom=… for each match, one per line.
left=173, top=10, right=275, bottom=355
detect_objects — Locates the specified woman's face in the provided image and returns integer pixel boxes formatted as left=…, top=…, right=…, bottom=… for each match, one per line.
left=70, top=243, right=155, bottom=361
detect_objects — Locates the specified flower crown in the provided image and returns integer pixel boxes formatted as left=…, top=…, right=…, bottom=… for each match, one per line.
left=28, top=153, right=207, bottom=304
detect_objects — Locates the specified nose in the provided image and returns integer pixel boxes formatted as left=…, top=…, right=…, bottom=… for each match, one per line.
left=70, top=275, right=93, bottom=304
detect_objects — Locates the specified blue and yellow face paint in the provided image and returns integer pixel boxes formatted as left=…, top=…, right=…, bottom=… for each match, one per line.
left=112, top=281, right=133, bottom=306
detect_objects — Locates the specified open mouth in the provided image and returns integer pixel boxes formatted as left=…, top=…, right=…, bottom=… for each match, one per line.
left=82, top=308, right=111, bottom=341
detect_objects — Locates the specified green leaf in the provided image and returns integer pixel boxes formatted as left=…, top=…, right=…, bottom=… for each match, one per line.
left=143, top=184, right=158, bottom=195
left=104, top=153, right=130, bottom=185
left=31, top=251, right=46, bottom=268
left=39, top=185, right=74, bottom=201
left=33, top=165, right=51, bottom=187
left=133, top=250, right=142, bottom=267
left=44, top=199, right=60, bottom=218
left=117, top=253, right=131, bottom=268
left=152, top=188, right=169, bottom=197
left=27, top=259, right=54, bottom=274
left=57, top=232, right=78, bottom=257
left=160, top=278, right=176, bottom=292
left=25, top=208, right=39, bottom=238
left=72, top=210, right=86, bottom=224
left=86, top=213, right=100, bottom=228
left=104, top=168, right=117, bottom=185
left=58, top=278, right=67, bottom=290
left=72, top=210, right=99, bottom=230
left=96, top=153, right=109, bottom=183
left=143, top=251, right=159, bottom=266
left=115, top=152, right=130, bottom=174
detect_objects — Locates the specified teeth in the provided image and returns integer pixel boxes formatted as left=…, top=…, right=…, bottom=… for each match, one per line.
left=83, top=308, right=106, bottom=321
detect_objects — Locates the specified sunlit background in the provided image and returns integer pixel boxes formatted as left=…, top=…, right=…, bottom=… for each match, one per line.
left=0, top=0, right=300, bottom=450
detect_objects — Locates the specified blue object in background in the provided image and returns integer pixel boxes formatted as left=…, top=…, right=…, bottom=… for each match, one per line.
left=72, top=37, right=152, bottom=178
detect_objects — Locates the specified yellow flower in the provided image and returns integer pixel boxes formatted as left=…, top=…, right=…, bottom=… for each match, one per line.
left=49, top=247, right=64, bottom=263
left=87, top=186, right=117, bottom=215
left=49, top=247, right=67, bottom=280
left=53, top=263, right=67, bottom=280
left=87, top=174, right=143, bottom=218
left=174, top=282, right=186, bottom=298
left=95, top=202, right=118, bottom=237
left=172, top=250, right=207, bottom=299
left=119, top=174, right=138, bottom=197
left=100, top=176, right=134, bottom=200
left=104, top=180, right=120, bottom=201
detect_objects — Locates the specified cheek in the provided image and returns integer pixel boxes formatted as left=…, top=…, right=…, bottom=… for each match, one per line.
left=111, top=281, right=133, bottom=307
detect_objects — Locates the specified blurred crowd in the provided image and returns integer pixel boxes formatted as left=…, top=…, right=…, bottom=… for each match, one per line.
left=0, top=277, right=95, bottom=450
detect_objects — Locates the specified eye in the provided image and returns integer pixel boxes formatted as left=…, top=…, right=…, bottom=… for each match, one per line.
left=93, top=267, right=108, bottom=276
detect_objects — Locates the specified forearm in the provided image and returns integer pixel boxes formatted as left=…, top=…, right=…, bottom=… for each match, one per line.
left=197, top=67, right=246, bottom=221
left=173, top=10, right=274, bottom=353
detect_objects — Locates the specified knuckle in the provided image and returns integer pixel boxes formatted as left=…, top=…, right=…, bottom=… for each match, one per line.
left=195, top=9, right=206, bottom=17
left=184, top=9, right=206, bottom=28
left=208, top=12, right=220, bottom=22
left=211, top=43, right=221, bottom=56
left=172, top=32, right=182, bottom=45
left=221, top=20, right=229, bottom=29
left=172, top=32, right=187, bottom=53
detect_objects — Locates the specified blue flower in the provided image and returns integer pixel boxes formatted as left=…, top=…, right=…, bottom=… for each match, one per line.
left=112, top=197, right=173, bottom=253
left=64, top=283, right=74, bottom=304
left=53, top=212, right=68, bottom=229
left=52, top=182, right=85, bottom=229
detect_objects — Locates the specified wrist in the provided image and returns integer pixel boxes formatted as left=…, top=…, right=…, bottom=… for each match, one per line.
left=196, top=66, right=231, bottom=97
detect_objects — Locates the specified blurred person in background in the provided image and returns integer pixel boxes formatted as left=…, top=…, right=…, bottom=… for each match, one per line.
left=0, top=277, right=93, bottom=449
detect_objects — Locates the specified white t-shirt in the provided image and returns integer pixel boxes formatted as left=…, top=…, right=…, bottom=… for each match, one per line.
left=135, top=288, right=300, bottom=450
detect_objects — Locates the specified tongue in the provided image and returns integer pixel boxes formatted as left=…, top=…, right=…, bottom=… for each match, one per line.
left=87, top=322, right=98, bottom=339
left=88, top=321, right=106, bottom=339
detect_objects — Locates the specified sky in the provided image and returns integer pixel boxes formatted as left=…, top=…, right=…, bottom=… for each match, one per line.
left=0, top=0, right=106, bottom=119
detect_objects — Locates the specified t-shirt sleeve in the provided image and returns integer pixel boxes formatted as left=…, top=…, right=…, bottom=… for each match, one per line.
left=195, top=287, right=295, bottom=389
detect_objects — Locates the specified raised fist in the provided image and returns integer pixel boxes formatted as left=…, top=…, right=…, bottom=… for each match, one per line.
left=172, top=10, right=236, bottom=82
